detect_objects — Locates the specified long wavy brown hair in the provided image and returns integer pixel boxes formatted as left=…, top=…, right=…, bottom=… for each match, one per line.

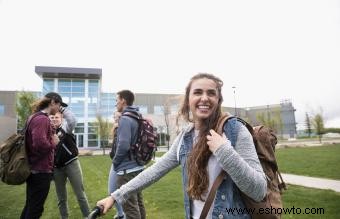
left=176, top=73, right=224, bottom=200
left=31, top=97, right=53, bottom=113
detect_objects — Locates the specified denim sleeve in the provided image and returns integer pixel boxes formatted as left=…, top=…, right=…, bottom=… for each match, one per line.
left=214, top=125, right=267, bottom=201
left=111, top=131, right=183, bottom=204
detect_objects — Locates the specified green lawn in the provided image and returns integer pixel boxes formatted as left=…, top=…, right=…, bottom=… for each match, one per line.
left=282, top=185, right=340, bottom=219
left=0, top=156, right=184, bottom=219
left=276, top=144, right=340, bottom=179
left=1, top=146, right=340, bottom=219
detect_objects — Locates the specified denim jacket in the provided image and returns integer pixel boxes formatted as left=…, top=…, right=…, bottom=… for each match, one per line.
left=178, top=118, right=250, bottom=219
left=112, top=118, right=266, bottom=218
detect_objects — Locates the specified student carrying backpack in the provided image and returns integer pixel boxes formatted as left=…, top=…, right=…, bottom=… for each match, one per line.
left=0, top=113, right=42, bottom=185
left=200, top=113, right=286, bottom=219
left=113, top=89, right=148, bottom=219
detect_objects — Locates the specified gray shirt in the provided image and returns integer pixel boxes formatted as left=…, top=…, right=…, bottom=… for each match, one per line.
left=61, top=108, right=77, bottom=134
left=112, top=124, right=266, bottom=204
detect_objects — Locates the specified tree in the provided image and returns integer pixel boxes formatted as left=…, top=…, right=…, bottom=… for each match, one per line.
left=312, top=113, right=325, bottom=143
left=162, top=99, right=171, bottom=149
left=323, top=128, right=340, bottom=133
left=256, top=108, right=282, bottom=137
left=305, top=112, right=312, bottom=137
left=16, top=91, right=38, bottom=130
left=273, top=109, right=283, bottom=138
left=95, top=115, right=112, bottom=155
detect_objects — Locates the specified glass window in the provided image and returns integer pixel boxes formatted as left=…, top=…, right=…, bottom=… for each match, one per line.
left=171, top=105, right=179, bottom=114
left=58, top=79, right=71, bottom=86
left=71, top=97, right=84, bottom=104
left=43, top=79, right=54, bottom=94
left=72, top=79, right=85, bottom=87
left=76, top=134, right=84, bottom=148
left=74, top=127, right=84, bottom=133
left=89, top=80, right=99, bottom=97
left=72, top=86, right=85, bottom=93
left=88, top=126, right=98, bottom=134
left=154, top=105, right=163, bottom=115
left=137, top=105, right=148, bottom=114
left=88, top=96, right=98, bottom=104
left=89, top=87, right=99, bottom=94
left=71, top=108, right=84, bottom=117
left=89, top=80, right=99, bottom=87
left=88, top=134, right=98, bottom=140
left=87, top=140, right=98, bottom=147
left=88, top=103, right=97, bottom=118
left=72, top=93, right=84, bottom=98
left=0, top=104, right=4, bottom=116
left=58, top=86, right=71, bottom=92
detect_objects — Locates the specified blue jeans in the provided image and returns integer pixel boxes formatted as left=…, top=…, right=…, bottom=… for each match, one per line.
left=108, top=164, right=125, bottom=217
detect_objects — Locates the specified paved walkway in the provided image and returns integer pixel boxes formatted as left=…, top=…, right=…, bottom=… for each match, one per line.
left=281, top=173, right=340, bottom=192
left=153, top=157, right=340, bottom=193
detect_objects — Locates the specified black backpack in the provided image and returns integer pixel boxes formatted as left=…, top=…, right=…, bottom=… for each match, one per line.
left=123, top=112, right=157, bottom=165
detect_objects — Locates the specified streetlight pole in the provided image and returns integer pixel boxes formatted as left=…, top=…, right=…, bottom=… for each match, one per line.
left=232, top=86, right=237, bottom=116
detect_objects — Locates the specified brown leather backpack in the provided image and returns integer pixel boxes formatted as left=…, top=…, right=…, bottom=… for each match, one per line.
left=200, top=113, right=286, bottom=219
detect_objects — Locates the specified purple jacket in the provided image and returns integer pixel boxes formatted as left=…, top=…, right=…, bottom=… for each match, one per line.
left=26, top=112, right=56, bottom=172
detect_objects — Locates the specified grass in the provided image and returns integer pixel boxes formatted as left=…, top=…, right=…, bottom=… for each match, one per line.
left=0, top=156, right=184, bottom=219
left=1, top=145, right=340, bottom=218
left=282, top=185, right=340, bottom=219
left=276, top=144, right=340, bottom=179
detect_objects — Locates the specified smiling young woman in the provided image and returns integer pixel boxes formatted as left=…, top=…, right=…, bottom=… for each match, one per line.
left=96, top=73, right=266, bottom=219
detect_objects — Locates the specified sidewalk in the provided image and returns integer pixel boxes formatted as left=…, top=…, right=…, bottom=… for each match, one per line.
left=281, top=173, right=340, bottom=193
left=153, top=157, right=340, bottom=193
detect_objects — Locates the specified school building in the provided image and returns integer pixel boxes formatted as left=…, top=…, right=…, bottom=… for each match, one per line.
left=0, top=66, right=297, bottom=148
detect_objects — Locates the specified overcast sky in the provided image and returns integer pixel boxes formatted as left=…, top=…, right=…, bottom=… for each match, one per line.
left=0, top=0, right=339, bottom=129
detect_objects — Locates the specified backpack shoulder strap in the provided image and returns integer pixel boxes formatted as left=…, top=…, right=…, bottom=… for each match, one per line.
left=200, top=171, right=226, bottom=219
left=200, top=114, right=252, bottom=219
left=215, top=112, right=238, bottom=146
left=122, top=111, right=141, bottom=120
left=215, top=112, right=233, bottom=134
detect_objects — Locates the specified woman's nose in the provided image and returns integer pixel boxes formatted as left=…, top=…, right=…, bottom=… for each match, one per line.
left=201, top=93, right=209, bottom=101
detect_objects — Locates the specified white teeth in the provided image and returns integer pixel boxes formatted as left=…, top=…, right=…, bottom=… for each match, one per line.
left=198, top=105, right=209, bottom=109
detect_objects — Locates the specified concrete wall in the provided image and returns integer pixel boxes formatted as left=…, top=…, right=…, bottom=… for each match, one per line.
left=0, top=91, right=17, bottom=143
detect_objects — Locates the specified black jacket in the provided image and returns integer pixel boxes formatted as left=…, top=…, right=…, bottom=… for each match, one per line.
left=54, top=127, right=78, bottom=168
